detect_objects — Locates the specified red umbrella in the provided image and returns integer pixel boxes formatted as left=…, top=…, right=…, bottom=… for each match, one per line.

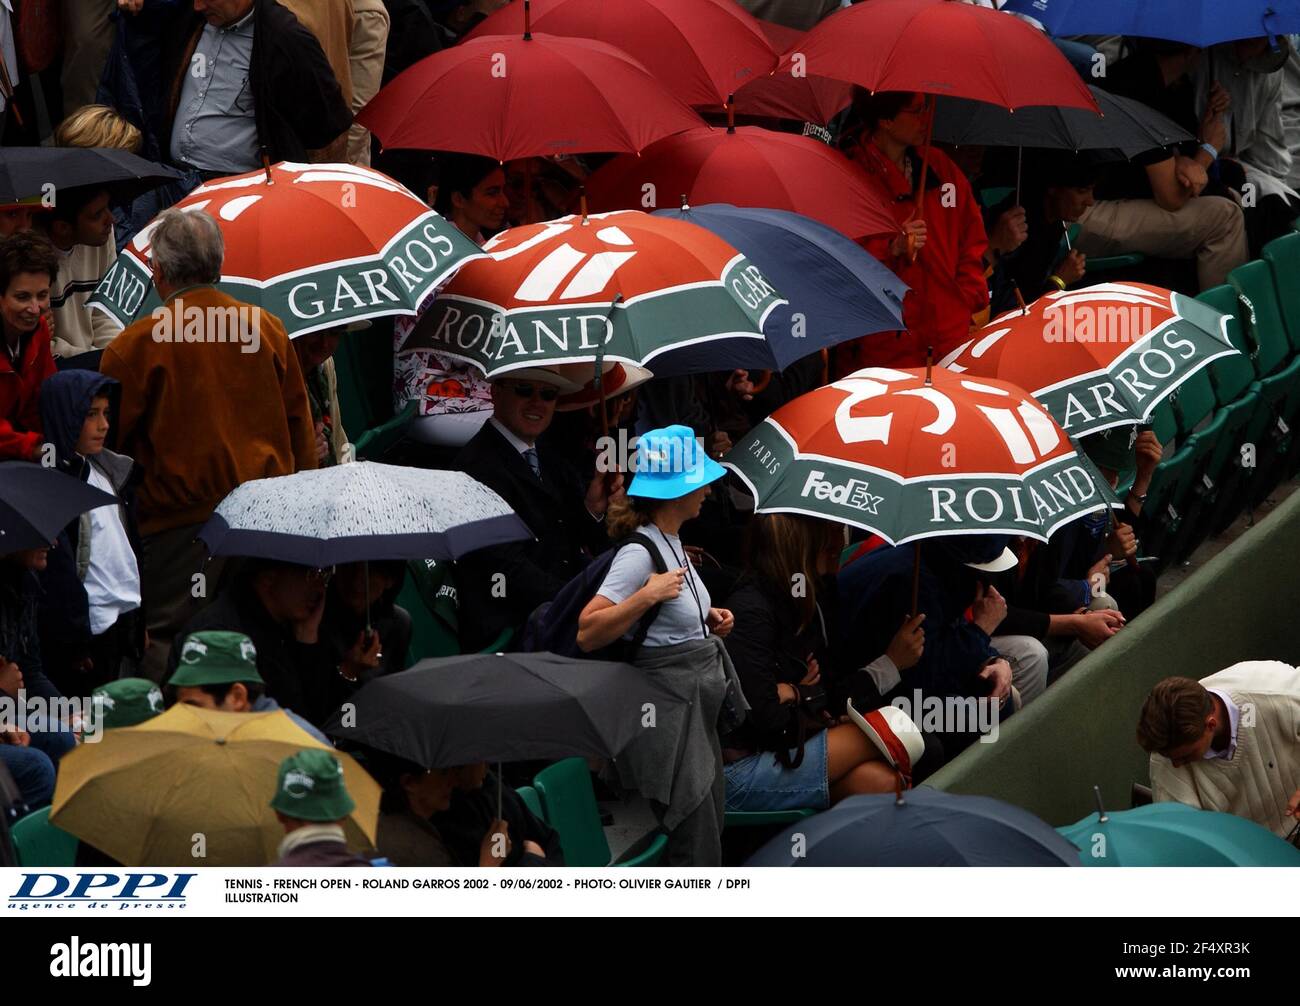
left=775, top=0, right=1099, bottom=112
left=585, top=124, right=897, bottom=240
left=357, top=29, right=703, bottom=161
left=465, top=0, right=777, bottom=108
left=725, top=21, right=854, bottom=125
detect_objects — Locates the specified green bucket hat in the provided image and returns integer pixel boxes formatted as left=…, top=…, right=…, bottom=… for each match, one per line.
left=1081, top=425, right=1139, bottom=474
left=91, top=678, right=165, bottom=730
left=167, top=630, right=264, bottom=688
left=270, top=749, right=356, bottom=822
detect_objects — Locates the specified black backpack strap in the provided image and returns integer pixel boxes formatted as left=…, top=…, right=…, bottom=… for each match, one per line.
left=622, top=532, right=667, bottom=656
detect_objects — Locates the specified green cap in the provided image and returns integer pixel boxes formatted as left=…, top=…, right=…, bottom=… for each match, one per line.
left=1081, top=425, right=1138, bottom=474
left=91, top=678, right=165, bottom=730
left=167, top=630, right=264, bottom=688
left=270, top=749, right=356, bottom=822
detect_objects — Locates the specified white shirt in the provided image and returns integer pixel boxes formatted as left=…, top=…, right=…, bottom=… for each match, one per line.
left=83, top=465, right=142, bottom=636
left=490, top=416, right=534, bottom=455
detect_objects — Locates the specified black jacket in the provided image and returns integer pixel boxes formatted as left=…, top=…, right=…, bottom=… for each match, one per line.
left=431, top=772, right=565, bottom=867
left=0, top=566, right=61, bottom=704
left=157, top=0, right=353, bottom=165
left=454, top=423, right=608, bottom=651
left=166, top=578, right=356, bottom=727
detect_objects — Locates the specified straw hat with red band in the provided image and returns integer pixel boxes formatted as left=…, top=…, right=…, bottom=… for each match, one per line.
left=846, top=699, right=925, bottom=784
left=556, top=362, right=653, bottom=412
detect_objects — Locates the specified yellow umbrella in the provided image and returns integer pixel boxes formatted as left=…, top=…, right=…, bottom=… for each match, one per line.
left=50, top=704, right=379, bottom=866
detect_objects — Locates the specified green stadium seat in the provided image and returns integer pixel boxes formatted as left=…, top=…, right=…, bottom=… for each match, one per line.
left=725, top=809, right=817, bottom=828
left=333, top=324, right=413, bottom=461
left=1170, top=369, right=1217, bottom=438
left=1137, top=441, right=1201, bottom=568
left=10, top=807, right=77, bottom=868
left=1061, top=224, right=1146, bottom=275
left=533, top=758, right=667, bottom=867
left=516, top=785, right=545, bottom=822
left=1262, top=233, right=1300, bottom=356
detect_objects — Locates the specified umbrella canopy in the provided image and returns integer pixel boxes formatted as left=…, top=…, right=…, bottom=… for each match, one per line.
left=325, top=651, right=680, bottom=768
left=0, top=461, right=116, bottom=553
left=466, top=0, right=777, bottom=107
left=586, top=125, right=897, bottom=240
left=933, top=86, right=1193, bottom=160
left=724, top=21, right=854, bottom=126
left=198, top=462, right=532, bottom=566
left=940, top=284, right=1241, bottom=439
left=87, top=161, right=483, bottom=338
left=1059, top=802, right=1300, bottom=867
left=1003, top=0, right=1300, bottom=48
left=775, top=0, right=1099, bottom=112
left=653, top=202, right=907, bottom=368
left=404, top=209, right=788, bottom=379
left=724, top=365, right=1119, bottom=544
left=0, top=146, right=180, bottom=205
left=50, top=705, right=380, bottom=866
left=356, top=32, right=703, bottom=162
left=747, top=788, right=1080, bottom=866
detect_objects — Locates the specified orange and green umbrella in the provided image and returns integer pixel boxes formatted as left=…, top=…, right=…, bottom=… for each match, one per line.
left=87, top=161, right=483, bottom=338
left=402, top=209, right=787, bottom=378
left=725, top=366, right=1118, bottom=544
left=940, top=283, right=1240, bottom=439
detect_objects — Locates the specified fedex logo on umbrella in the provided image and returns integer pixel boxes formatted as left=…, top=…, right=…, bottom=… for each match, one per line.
left=801, top=470, right=884, bottom=514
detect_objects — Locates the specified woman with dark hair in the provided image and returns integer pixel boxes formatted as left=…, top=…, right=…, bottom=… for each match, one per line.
left=577, top=425, right=740, bottom=866
left=0, top=231, right=59, bottom=461
left=721, top=514, right=925, bottom=814
left=324, top=560, right=412, bottom=681
left=394, top=153, right=509, bottom=455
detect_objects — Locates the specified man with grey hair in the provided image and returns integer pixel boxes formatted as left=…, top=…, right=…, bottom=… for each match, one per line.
left=100, top=208, right=317, bottom=681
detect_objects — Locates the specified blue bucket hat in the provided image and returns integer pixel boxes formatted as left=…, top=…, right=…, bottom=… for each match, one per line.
left=627, top=424, right=728, bottom=500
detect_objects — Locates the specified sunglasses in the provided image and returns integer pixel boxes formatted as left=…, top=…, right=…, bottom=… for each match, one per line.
left=507, top=382, right=560, bottom=402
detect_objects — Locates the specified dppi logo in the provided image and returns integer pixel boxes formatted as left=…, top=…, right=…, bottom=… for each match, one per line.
left=9, top=873, right=196, bottom=911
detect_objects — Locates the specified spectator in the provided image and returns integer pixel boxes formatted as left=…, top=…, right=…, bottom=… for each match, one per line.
left=722, top=514, right=929, bottom=816
left=347, top=0, right=389, bottom=166
left=1138, top=663, right=1300, bottom=838
left=53, top=103, right=161, bottom=255
left=432, top=763, right=564, bottom=867
left=293, top=325, right=353, bottom=466
left=324, top=561, right=411, bottom=681
left=1193, top=38, right=1300, bottom=255
left=167, top=629, right=329, bottom=742
left=370, top=750, right=518, bottom=866
left=392, top=154, right=505, bottom=455
left=426, top=0, right=507, bottom=42
left=842, top=90, right=992, bottom=370
left=0, top=203, right=40, bottom=239
left=38, top=371, right=144, bottom=692
left=577, top=425, right=739, bottom=866
left=0, top=232, right=58, bottom=461
left=1090, top=40, right=1249, bottom=289
left=378, top=0, right=447, bottom=86
left=32, top=185, right=118, bottom=361
left=271, top=749, right=371, bottom=866
left=60, top=0, right=117, bottom=118
left=733, top=0, right=839, bottom=31
left=0, top=546, right=77, bottom=803
left=838, top=535, right=1025, bottom=759
left=166, top=562, right=372, bottom=727
left=454, top=370, right=620, bottom=652
left=100, top=208, right=317, bottom=680
left=106, top=0, right=353, bottom=180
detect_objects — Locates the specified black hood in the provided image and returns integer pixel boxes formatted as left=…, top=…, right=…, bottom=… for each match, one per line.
left=38, top=370, right=118, bottom=473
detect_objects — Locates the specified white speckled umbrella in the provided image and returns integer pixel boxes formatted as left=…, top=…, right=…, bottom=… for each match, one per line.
left=198, top=462, right=531, bottom=567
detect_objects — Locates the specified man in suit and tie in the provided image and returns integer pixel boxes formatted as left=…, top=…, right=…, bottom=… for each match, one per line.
left=455, top=369, right=623, bottom=651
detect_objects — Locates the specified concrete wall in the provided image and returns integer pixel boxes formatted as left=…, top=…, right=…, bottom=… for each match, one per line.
left=926, top=489, right=1300, bottom=826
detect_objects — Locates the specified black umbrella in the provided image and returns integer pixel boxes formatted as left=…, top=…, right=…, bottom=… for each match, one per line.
left=326, top=652, right=681, bottom=819
left=0, top=461, right=116, bottom=553
left=933, top=86, right=1193, bottom=161
left=0, top=147, right=181, bottom=205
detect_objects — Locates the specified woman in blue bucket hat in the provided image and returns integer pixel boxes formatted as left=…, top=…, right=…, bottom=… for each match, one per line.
left=577, top=424, right=747, bottom=866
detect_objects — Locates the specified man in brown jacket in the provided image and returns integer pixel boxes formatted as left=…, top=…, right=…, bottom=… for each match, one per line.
left=100, top=208, right=316, bottom=681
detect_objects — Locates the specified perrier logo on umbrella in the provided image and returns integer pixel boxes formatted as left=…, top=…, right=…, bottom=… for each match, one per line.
left=726, top=366, right=1119, bottom=544
left=404, top=210, right=786, bottom=376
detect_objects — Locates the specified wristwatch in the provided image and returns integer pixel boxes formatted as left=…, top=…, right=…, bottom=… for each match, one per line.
left=1127, top=489, right=1149, bottom=503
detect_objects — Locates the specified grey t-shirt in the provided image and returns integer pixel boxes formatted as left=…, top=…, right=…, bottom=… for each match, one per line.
left=596, top=524, right=711, bottom=647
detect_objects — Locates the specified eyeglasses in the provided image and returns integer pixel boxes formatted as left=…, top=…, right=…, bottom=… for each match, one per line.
left=900, top=102, right=928, bottom=117
left=305, top=566, right=335, bottom=585
left=507, top=382, right=560, bottom=402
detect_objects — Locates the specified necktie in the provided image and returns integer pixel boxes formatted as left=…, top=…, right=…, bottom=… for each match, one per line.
left=523, top=447, right=542, bottom=481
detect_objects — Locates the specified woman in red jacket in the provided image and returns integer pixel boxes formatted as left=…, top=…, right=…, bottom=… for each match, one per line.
left=840, top=91, right=991, bottom=372
left=0, top=232, right=58, bottom=461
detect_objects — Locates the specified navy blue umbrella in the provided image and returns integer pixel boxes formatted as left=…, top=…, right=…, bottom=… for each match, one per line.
left=653, top=203, right=906, bottom=373
left=0, top=461, right=117, bottom=554
left=747, top=788, right=1080, bottom=867
left=1003, top=0, right=1300, bottom=47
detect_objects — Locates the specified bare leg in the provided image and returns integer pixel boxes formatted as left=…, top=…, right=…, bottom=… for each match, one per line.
left=829, top=761, right=899, bottom=803
left=825, top=722, right=883, bottom=784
